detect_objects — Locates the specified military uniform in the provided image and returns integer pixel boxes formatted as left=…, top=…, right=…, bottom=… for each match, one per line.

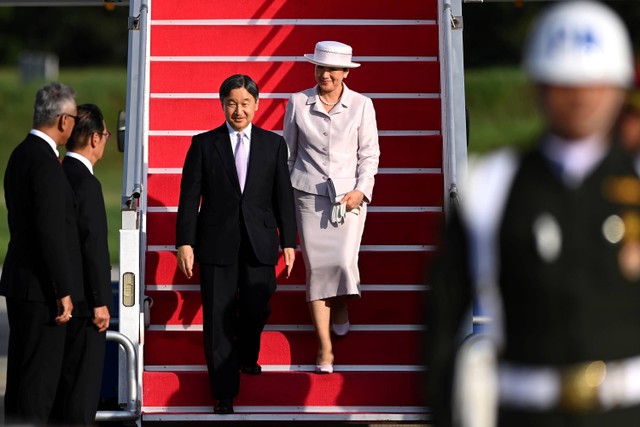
left=429, top=140, right=640, bottom=427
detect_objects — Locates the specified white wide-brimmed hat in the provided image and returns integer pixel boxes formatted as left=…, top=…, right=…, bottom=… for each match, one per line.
left=304, top=41, right=361, bottom=68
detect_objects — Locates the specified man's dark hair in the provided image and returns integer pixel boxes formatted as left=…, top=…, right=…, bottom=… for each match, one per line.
left=219, top=74, right=259, bottom=103
left=66, top=103, right=105, bottom=151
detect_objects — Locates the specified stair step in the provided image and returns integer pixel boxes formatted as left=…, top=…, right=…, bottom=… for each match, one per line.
left=145, top=250, right=437, bottom=285
left=142, top=406, right=429, bottom=423
left=147, top=172, right=444, bottom=208
left=150, top=97, right=440, bottom=137
left=145, top=330, right=425, bottom=365
left=142, top=371, right=426, bottom=407
left=150, top=135, right=443, bottom=170
left=147, top=210, right=444, bottom=246
left=151, top=61, right=441, bottom=98
left=146, top=288, right=428, bottom=326
left=151, top=25, right=438, bottom=58
left=151, top=0, right=437, bottom=20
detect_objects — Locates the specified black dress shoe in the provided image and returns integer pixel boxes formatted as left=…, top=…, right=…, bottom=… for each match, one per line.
left=214, top=398, right=234, bottom=414
left=239, top=363, right=262, bottom=375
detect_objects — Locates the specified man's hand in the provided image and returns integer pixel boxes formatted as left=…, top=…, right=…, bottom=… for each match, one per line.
left=92, top=305, right=111, bottom=333
left=339, top=190, right=365, bottom=211
left=284, top=247, right=296, bottom=278
left=177, top=245, right=194, bottom=279
left=55, top=295, right=73, bottom=325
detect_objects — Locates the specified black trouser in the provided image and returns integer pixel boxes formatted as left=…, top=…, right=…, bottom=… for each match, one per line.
left=51, top=316, right=107, bottom=425
left=4, top=297, right=66, bottom=424
left=199, top=231, right=277, bottom=400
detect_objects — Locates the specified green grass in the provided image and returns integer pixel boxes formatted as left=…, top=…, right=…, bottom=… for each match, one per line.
left=465, top=66, right=544, bottom=153
left=0, top=67, right=127, bottom=264
left=0, top=66, right=544, bottom=265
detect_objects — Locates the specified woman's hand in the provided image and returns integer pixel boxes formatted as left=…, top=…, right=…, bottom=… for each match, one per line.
left=340, top=190, right=365, bottom=211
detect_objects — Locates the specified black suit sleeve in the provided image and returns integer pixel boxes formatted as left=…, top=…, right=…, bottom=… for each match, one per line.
left=32, top=154, right=74, bottom=298
left=75, top=177, right=112, bottom=310
left=176, top=135, right=203, bottom=248
left=272, top=136, right=297, bottom=249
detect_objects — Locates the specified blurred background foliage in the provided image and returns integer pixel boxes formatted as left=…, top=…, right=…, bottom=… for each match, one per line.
left=0, top=1, right=637, bottom=263
left=462, top=1, right=640, bottom=69
left=0, top=5, right=129, bottom=66
left=0, top=67, right=126, bottom=264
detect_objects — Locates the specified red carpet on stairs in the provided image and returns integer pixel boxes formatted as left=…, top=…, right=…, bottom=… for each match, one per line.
left=142, top=0, right=442, bottom=422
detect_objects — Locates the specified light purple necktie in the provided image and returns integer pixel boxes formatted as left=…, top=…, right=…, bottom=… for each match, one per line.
left=234, top=131, right=247, bottom=191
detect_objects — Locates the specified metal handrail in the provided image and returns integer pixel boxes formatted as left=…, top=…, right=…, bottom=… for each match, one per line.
left=121, top=0, right=148, bottom=209
left=443, top=0, right=459, bottom=206
left=131, top=0, right=147, bottom=202
left=0, top=1, right=130, bottom=5
left=95, top=330, right=140, bottom=422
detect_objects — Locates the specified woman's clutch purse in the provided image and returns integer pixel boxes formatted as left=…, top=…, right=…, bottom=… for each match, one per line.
left=327, top=177, right=360, bottom=224
left=326, top=177, right=356, bottom=203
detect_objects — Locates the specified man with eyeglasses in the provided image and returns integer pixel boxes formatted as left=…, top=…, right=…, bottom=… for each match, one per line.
left=49, top=103, right=113, bottom=425
left=0, top=82, right=83, bottom=423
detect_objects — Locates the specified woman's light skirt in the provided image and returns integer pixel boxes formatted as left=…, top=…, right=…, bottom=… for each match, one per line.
left=294, top=189, right=367, bottom=302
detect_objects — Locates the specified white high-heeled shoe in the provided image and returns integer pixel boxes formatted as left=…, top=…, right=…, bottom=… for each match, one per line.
left=315, top=364, right=334, bottom=374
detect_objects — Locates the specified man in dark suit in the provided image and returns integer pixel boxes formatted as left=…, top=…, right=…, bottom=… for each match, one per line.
left=51, top=103, right=113, bottom=425
left=0, top=82, right=82, bottom=424
left=176, top=74, right=296, bottom=414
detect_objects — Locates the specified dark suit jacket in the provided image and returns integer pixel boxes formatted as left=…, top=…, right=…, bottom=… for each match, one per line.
left=176, top=123, right=296, bottom=266
left=62, top=156, right=113, bottom=317
left=0, top=133, right=83, bottom=303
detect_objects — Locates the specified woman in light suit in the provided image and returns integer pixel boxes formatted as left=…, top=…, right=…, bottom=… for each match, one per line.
left=283, top=41, right=380, bottom=373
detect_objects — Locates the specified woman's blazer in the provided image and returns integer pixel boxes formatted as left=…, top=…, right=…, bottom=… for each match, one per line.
left=283, top=84, right=380, bottom=203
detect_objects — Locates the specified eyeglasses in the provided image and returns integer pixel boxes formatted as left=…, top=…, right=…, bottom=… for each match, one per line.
left=58, top=112, right=77, bottom=121
left=100, top=130, right=111, bottom=140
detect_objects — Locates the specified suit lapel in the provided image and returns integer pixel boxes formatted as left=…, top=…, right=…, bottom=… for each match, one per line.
left=211, top=125, right=242, bottom=193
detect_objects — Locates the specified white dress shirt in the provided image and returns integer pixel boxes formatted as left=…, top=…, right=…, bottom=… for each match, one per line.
left=542, top=133, right=608, bottom=188
left=65, top=151, right=94, bottom=175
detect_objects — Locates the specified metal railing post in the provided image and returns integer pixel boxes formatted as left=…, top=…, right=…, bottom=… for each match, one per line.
left=95, top=330, right=140, bottom=422
left=440, top=0, right=468, bottom=215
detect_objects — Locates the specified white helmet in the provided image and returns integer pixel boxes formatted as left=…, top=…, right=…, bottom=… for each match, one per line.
left=523, top=1, right=634, bottom=87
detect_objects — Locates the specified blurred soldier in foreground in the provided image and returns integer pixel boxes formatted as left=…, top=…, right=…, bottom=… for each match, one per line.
left=618, top=70, right=640, bottom=151
left=429, top=2, right=639, bottom=426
